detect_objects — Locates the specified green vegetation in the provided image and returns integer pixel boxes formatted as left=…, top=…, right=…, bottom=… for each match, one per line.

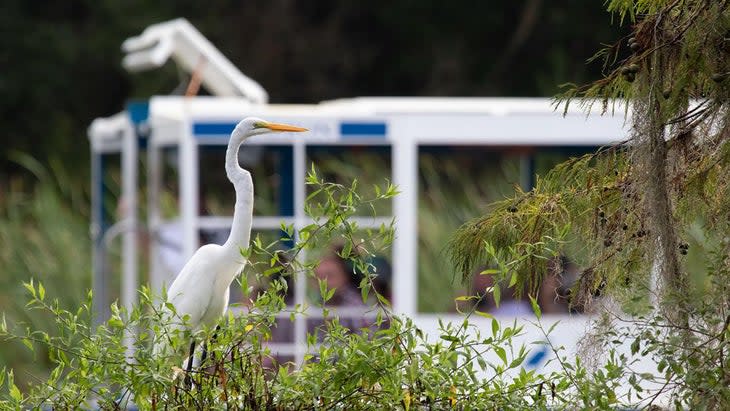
left=449, top=0, right=730, bottom=407
left=0, top=155, right=91, bottom=387
left=0, top=174, right=685, bottom=409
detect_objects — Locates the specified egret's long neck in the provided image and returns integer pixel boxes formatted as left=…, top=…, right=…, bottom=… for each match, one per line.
left=223, top=131, right=253, bottom=254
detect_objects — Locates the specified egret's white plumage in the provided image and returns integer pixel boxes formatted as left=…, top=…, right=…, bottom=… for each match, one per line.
left=156, top=117, right=307, bottom=355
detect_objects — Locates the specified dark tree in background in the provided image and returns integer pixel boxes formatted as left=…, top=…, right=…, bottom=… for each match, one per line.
left=1, top=0, right=622, bottom=184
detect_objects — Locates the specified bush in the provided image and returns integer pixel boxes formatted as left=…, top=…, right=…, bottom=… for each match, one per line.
left=0, top=171, right=615, bottom=410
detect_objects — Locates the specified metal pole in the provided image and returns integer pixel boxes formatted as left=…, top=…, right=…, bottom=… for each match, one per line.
left=392, top=121, right=417, bottom=317
left=121, top=124, right=138, bottom=314
left=121, top=124, right=139, bottom=356
left=91, top=152, right=110, bottom=327
left=180, top=119, right=199, bottom=262
left=293, top=140, right=307, bottom=364
left=148, top=141, right=163, bottom=293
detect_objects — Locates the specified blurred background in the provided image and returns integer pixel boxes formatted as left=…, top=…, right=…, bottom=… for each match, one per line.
left=1, top=1, right=623, bottom=382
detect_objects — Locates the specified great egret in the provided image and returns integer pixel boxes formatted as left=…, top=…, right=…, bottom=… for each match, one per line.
left=157, top=117, right=307, bottom=361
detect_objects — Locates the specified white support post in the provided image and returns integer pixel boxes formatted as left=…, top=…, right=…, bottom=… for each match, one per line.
left=90, top=150, right=109, bottom=328
left=179, top=123, right=200, bottom=261
left=121, top=126, right=138, bottom=313
left=293, top=140, right=307, bottom=364
left=392, top=124, right=418, bottom=317
left=121, top=121, right=138, bottom=357
left=148, top=143, right=163, bottom=292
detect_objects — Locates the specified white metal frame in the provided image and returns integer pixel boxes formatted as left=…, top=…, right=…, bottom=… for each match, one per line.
left=91, top=95, right=628, bottom=367
left=130, top=96, right=626, bottom=365
left=89, top=19, right=639, bottom=374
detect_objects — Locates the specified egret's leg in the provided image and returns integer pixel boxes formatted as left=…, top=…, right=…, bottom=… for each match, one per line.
left=212, top=325, right=221, bottom=344
left=210, top=325, right=222, bottom=362
left=201, top=342, right=208, bottom=364
left=184, top=341, right=196, bottom=388
left=186, top=341, right=196, bottom=371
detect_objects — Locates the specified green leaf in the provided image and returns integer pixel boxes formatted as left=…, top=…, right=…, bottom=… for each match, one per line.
left=360, top=279, right=369, bottom=303
left=474, top=310, right=494, bottom=319
left=318, top=278, right=327, bottom=300
left=440, top=335, right=459, bottom=343
left=376, top=292, right=391, bottom=307
left=480, top=268, right=500, bottom=276
left=491, top=318, right=500, bottom=337
left=508, top=271, right=518, bottom=287
left=23, top=281, right=35, bottom=298
left=494, top=346, right=507, bottom=365
left=341, top=241, right=352, bottom=259
left=108, top=316, right=124, bottom=329
left=492, top=285, right=501, bottom=307
left=607, top=389, right=617, bottom=404
left=477, top=357, right=487, bottom=370
left=547, top=320, right=560, bottom=335
left=630, top=338, right=640, bottom=355
left=325, top=287, right=335, bottom=302
left=529, top=295, right=541, bottom=320
left=8, top=371, right=21, bottom=402
left=38, top=282, right=45, bottom=301
left=639, top=372, right=655, bottom=381
left=306, top=188, right=323, bottom=202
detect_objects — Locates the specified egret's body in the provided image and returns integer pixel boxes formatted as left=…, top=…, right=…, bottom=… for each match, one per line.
left=157, top=117, right=307, bottom=355
left=166, top=244, right=241, bottom=331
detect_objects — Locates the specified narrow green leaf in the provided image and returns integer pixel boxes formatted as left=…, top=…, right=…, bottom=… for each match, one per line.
left=325, top=287, right=335, bottom=302
left=341, top=241, right=352, bottom=259
left=23, top=281, right=35, bottom=298
left=494, top=346, right=507, bottom=365
left=318, top=278, right=327, bottom=299
left=547, top=321, right=560, bottom=335
left=508, top=271, right=518, bottom=287
left=474, top=310, right=494, bottom=319
left=108, top=316, right=124, bottom=329
left=440, top=335, right=459, bottom=343
left=529, top=295, right=541, bottom=320
left=631, top=338, right=640, bottom=355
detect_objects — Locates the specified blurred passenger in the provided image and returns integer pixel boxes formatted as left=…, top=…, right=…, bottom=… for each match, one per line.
left=327, top=242, right=393, bottom=304
left=457, top=257, right=583, bottom=316
left=309, top=244, right=389, bottom=339
left=314, top=252, right=365, bottom=307
left=465, top=268, right=532, bottom=316
left=540, top=256, right=580, bottom=314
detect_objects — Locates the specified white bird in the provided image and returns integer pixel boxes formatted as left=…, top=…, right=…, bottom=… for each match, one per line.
left=157, top=117, right=307, bottom=358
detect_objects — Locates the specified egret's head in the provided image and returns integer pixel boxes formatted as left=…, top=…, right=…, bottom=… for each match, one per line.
left=234, top=117, right=308, bottom=139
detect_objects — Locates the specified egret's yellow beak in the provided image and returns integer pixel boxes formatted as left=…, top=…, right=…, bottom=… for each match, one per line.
left=263, top=122, right=308, bottom=132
